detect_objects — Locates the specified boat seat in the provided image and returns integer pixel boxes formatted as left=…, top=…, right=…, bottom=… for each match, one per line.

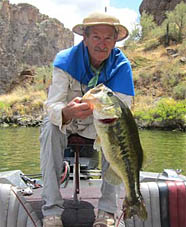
left=0, top=183, right=42, bottom=227
left=67, top=134, right=94, bottom=203
left=124, top=181, right=186, bottom=227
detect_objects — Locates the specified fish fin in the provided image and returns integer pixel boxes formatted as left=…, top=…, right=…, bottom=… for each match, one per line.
left=93, top=136, right=101, bottom=151
left=123, top=197, right=148, bottom=221
left=104, top=167, right=122, bottom=185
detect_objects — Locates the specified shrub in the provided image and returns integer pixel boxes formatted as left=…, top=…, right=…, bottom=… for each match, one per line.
left=144, top=39, right=160, bottom=51
left=159, top=63, right=183, bottom=89
left=140, top=11, right=157, bottom=40
left=164, top=1, right=186, bottom=43
left=173, top=82, right=186, bottom=99
left=134, top=98, right=186, bottom=127
left=178, top=40, right=186, bottom=55
left=33, top=65, right=52, bottom=91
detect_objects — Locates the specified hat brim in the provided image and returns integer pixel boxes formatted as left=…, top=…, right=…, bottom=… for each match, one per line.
left=72, top=22, right=128, bottom=42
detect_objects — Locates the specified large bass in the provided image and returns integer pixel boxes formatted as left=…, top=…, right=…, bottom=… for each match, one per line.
left=82, top=83, right=147, bottom=220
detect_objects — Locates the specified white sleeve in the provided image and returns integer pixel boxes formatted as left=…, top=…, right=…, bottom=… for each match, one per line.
left=115, top=92, right=133, bottom=109
left=44, top=67, right=70, bottom=131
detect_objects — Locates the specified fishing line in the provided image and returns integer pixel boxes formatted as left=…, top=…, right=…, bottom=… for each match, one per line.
left=116, top=211, right=125, bottom=227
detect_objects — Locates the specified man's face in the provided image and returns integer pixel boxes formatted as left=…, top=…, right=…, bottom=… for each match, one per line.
left=83, top=25, right=117, bottom=68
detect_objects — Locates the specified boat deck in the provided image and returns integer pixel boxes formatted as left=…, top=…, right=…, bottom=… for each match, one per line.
left=25, top=180, right=125, bottom=227
left=1, top=169, right=186, bottom=226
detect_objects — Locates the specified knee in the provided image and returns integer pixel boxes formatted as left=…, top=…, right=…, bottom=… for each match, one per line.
left=40, top=120, right=63, bottom=143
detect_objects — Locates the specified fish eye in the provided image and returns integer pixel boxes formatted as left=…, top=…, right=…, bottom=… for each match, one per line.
left=107, top=91, right=113, bottom=97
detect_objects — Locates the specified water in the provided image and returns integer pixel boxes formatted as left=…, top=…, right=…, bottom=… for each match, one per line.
left=0, top=127, right=186, bottom=175
left=140, top=130, right=186, bottom=173
left=0, top=127, right=40, bottom=174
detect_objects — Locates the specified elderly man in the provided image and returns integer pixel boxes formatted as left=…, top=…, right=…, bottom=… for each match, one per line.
left=40, top=11, right=134, bottom=227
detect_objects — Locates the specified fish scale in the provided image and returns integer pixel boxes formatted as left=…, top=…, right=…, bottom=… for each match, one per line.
left=82, top=83, right=148, bottom=221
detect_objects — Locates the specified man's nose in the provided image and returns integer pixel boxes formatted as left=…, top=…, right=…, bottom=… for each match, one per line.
left=98, top=40, right=107, bottom=50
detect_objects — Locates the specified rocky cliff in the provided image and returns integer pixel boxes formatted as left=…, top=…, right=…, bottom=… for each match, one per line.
left=139, top=0, right=186, bottom=25
left=0, top=0, right=74, bottom=94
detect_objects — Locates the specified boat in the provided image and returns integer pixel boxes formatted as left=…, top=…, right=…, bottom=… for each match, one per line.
left=0, top=134, right=186, bottom=227
left=0, top=166, right=186, bottom=227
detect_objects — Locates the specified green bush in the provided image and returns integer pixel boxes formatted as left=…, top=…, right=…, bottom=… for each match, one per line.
left=0, top=101, right=12, bottom=117
left=34, top=65, right=52, bottom=91
left=159, top=63, right=182, bottom=89
left=134, top=98, right=186, bottom=125
left=154, top=99, right=186, bottom=121
left=173, top=82, right=186, bottom=99
left=0, top=101, right=10, bottom=113
left=140, top=11, right=157, bottom=40
left=164, top=1, right=186, bottom=43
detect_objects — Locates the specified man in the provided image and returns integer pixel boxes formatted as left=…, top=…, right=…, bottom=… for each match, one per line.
left=40, top=11, right=135, bottom=227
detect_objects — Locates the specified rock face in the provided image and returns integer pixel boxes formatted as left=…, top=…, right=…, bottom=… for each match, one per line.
left=0, top=0, right=74, bottom=94
left=139, top=0, right=186, bottom=25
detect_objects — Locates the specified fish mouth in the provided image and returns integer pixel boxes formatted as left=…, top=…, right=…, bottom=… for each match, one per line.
left=98, top=118, right=117, bottom=124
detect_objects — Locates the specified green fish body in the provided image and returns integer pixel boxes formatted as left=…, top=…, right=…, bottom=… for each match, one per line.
left=82, top=84, right=147, bottom=220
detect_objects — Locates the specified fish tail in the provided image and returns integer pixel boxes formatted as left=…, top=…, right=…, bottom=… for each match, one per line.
left=123, top=197, right=147, bottom=221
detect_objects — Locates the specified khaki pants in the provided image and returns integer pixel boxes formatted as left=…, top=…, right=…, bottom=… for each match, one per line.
left=40, top=117, right=120, bottom=217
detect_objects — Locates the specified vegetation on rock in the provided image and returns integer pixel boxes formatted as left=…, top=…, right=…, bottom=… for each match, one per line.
left=124, top=2, right=186, bottom=131
left=0, top=2, right=186, bottom=130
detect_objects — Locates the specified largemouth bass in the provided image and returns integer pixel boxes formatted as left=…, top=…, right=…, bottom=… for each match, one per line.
left=82, top=83, right=147, bottom=220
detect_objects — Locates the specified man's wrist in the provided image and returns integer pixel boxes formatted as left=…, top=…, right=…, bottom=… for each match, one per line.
left=62, top=109, right=72, bottom=124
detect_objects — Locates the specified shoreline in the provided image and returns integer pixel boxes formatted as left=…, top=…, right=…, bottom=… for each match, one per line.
left=0, top=114, right=185, bottom=132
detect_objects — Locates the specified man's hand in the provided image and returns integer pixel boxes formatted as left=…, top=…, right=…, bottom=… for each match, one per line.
left=62, top=97, right=93, bottom=124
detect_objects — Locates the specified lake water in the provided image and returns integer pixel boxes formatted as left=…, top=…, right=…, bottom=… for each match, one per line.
left=0, top=127, right=186, bottom=175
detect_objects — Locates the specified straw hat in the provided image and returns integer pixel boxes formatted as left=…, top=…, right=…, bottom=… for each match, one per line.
left=72, top=11, right=129, bottom=41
